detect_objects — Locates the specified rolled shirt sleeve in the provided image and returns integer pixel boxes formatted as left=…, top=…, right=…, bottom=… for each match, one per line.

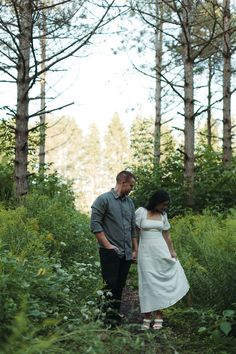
left=90, top=196, right=107, bottom=234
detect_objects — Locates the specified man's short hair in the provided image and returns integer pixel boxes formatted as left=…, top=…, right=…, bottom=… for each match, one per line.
left=116, top=170, right=136, bottom=183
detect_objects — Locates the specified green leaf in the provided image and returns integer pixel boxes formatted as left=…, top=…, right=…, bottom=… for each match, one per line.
left=198, top=326, right=207, bottom=333
left=211, top=329, right=221, bottom=339
left=29, top=309, right=42, bottom=317
left=223, top=309, right=235, bottom=318
left=220, top=321, right=232, bottom=336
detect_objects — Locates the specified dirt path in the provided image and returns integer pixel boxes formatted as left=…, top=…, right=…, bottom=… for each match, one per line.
left=120, top=288, right=143, bottom=324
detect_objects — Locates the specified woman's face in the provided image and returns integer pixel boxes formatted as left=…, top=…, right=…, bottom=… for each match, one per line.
left=155, top=200, right=169, bottom=213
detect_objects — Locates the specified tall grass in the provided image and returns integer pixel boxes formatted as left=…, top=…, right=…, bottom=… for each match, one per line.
left=172, top=210, right=236, bottom=309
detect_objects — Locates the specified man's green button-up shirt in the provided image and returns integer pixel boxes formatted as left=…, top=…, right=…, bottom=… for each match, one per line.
left=90, top=189, right=136, bottom=260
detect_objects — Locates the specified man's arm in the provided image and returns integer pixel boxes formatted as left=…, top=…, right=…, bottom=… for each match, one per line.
left=94, top=231, right=116, bottom=249
left=90, top=196, right=116, bottom=250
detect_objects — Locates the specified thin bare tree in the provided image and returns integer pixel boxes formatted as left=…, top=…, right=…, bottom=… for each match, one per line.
left=39, top=0, right=47, bottom=173
left=222, top=0, right=232, bottom=165
left=0, top=0, right=118, bottom=196
left=154, top=0, right=164, bottom=165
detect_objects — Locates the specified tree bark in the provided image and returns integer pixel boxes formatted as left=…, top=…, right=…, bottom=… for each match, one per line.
left=182, top=0, right=195, bottom=208
left=207, top=56, right=214, bottom=147
left=39, top=1, right=47, bottom=173
left=222, top=0, right=232, bottom=166
left=15, top=1, right=33, bottom=196
left=154, top=0, right=163, bottom=165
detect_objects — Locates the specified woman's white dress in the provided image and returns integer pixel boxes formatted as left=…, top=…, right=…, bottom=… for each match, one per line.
left=136, top=207, right=189, bottom=313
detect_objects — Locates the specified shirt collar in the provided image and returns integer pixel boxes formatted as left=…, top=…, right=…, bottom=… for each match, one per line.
left=111, top=188, right=126, bottom=200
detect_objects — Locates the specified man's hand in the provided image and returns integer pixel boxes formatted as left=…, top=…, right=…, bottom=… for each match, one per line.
left=95, top=232, right=117, bottom=250
left=104, top=243, right=117, bottom=250
left=105, top=244, right=118, bottom=250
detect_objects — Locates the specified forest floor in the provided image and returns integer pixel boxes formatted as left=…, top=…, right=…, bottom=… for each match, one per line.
left=118, top=288, right=235, bottom=354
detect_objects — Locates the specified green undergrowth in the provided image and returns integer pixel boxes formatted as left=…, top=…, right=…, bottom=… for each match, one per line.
left=0, top=180, right=235, bottom=353
left=1, top=305, right=235, bottom=354
left=171, top=209, right=236, bottom=309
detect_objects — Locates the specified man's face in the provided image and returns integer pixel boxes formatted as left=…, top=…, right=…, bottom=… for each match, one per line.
left=121, top=177, right=136, bottom=196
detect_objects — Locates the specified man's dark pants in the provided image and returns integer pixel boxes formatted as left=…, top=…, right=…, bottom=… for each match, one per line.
left=99, top=248, right=132, bottom=327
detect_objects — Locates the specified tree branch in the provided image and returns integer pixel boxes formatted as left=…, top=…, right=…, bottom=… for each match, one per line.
left=28, top=101, right=74, bottom=119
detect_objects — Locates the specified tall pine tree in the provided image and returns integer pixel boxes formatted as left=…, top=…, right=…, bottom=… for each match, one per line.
left=103, top=113, right=129, bottom=185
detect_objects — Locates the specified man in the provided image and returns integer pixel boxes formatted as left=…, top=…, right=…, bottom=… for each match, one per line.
left=90, top=170, right=138, bottom=327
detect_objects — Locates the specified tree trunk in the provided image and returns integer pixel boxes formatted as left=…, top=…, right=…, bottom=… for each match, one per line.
left=154, top=0, right=163, bottom=165
left=15, top=1, right=33, bottom=196
left=222, top=0, right=232, bottom=166
left=207, top=56, right=213, bottom=147
left=39, top=2, right=47, bottom=173
left=182, top=0, right=195, bottom=208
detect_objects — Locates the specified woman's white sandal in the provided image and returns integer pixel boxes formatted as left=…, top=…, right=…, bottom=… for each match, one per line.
left=153, top=319, right=163, bottom=330
left=141, top=319, right=151, bottom=330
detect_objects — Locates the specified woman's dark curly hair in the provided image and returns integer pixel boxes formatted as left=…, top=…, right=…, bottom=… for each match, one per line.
left=146, top=190, right=170, bottom=212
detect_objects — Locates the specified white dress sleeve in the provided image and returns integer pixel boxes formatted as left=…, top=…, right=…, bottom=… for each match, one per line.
left=162, top=212, right=171, bottom=230
left=135, top=207, right=145, bottom=228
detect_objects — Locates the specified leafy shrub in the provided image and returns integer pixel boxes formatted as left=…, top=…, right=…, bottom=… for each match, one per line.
left=0, top=306, right=58, bottom=354
left=172, top=210, right=236, bottom=309
left=0, top=206, right=46, bottom=259
left=194, top=147, right=236, bottom=212
left=22, top=192, right=97, bottom=265
left=131, top=147, right=236, bottom=215
left=29, top=172, right=75, bottom=205
left=0, top=162, right=14, bottom=204
left=0, top=190, right=101, bottom=347
left=198, top=308, right=236, bottom=338
left=131, top=151, right=185, bottom=217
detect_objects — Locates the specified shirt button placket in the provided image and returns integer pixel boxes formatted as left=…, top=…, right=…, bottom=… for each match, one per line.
left=121, top=200, right=127, bottom=258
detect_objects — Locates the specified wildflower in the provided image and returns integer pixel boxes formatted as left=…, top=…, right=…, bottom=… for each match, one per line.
left=96, top=290, right=103, bottom=296
left=37, top=268, right=46, bottom=276
left=87, top=301, right=95, bottom=305
left=45, top=233, right=54, bottom=241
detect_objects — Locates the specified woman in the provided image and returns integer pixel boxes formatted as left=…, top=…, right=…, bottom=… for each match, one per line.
left=135, top=190, right=189, bottom=330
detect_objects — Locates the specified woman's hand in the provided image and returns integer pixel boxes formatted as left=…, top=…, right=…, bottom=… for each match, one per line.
left=171, top=251, right=177, bottom=260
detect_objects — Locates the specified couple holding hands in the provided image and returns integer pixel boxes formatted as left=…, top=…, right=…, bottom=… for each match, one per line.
left=90, top=171, right=189, bottom=330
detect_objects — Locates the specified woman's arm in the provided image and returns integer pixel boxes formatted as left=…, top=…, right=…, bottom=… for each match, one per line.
left=132, top=236, right=138, bottom=261
left=162, top=230, right=177, bottom=259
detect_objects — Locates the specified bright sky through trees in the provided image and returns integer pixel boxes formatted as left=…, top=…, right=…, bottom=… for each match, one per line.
left=48, top=43, right=155, bottom=134
left=1, top=44, right=236, bottom=136
left=0, top=33, right=154, bottom=134
left=1, top=1, right=236, bottom=136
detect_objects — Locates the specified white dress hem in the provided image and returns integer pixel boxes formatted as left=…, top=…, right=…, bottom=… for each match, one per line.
left=140, top=284, right=190, bottom=313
